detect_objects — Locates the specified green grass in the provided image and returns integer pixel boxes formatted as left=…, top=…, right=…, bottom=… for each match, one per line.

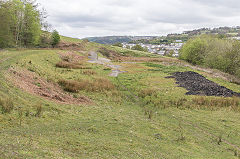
left=110, top=45, right=161, bottom=57
left=60, top=35, right=83, bottom=43
left=0, top=48, right=240, bottom=158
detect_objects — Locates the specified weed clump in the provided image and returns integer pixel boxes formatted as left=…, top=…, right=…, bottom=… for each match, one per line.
left=98, top=47, right=120, bottom=59
left=58, top=78, right=115, bottom=93
left=0, top=97, right=14, bottom=114
left=56, top=61, right=90, bottom=69
left=144, top=109, right=153, bottom=119
left=139, top=88, right=158, bottom=98
left=192, top=96, right=240, bottom=111
left=58, top=80, right=81, bottom=93
left=35, top=104, right=42, bottom=117
left=82, top=70, right=96, bottom=75
left=169, top=98, right=187, bottom=108
left=98, top=47, right=111, bottom=57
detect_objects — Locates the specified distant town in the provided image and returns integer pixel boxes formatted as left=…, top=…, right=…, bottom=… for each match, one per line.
left=122, top=40, right=183, bottom=57
left=85, top=26, right=240, bottom=57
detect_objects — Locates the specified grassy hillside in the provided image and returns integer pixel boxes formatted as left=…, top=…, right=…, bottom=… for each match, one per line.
left=0, top=41, right=240, bottom=158
left=60, top=36, right=83, bottom=43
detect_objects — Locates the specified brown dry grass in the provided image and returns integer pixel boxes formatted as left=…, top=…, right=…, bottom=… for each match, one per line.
left=7, top=68, right=91, bottom=104
left=56, top=52, right=91, bottom=69
left=56, top=61, right=91, bottom=69
left=58, top=80, right=81, bottom=93
left=98, top=47, right=121, bottom=59
left=57, top=40, right=88, bottom=51
left=0, top=97, right=14, bottom=114
left=58, top=78, right=115, bottom=93
left=58, top=52, right=86, bottom=63
left=192, top=96, right=240, bottom=111
left=82, top=70, right=96, bottom=75
left=139, top=88, right=158, bottom=98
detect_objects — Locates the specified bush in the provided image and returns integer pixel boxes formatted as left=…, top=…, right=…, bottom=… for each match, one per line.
left=179, top=35, right=240, bottom=78
left=113, top=42, right=123, bottom=47
left=51, top=30, right=60, bottom=48
left=131, top=44, right=148, bottom=52
left=0, top=97, right=14, bottom=114
left=56, top=61, right=89, bottom=69
left=58, top=80, right=81, bottom=93
left=58, top=78, right=115, bottom=93
left=179, top=36, right=207, bottom=65
left=39, top=32, right=51, bottom=48
left=139, top=88, right=157, bottom=98
left=82, top=70, right=96, bottom=75
left=35, top=104, right=42, bottom=117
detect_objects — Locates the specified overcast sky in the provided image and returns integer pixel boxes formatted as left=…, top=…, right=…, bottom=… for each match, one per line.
left=38, top=0, right=240, bottom=38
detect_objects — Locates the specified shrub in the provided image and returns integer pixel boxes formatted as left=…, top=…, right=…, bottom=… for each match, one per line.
left=179, top=37, right=207, bottom=65
left=92, top=78, right=115, bottom=92
left=35, top=104, right=42, bottom=117
left=180, top=35, right=240, bottom=78
left=56, top=61, right=90, bottom=69
left=0, top=97, right=14, bottom=114
left=82, top=70, right=96, bottom=75
left=139, top=88, right=157, bottom=98
left=58, top=80, right=81, bottom=93
left=112, top=42, right=123, bottom=47
left=58, top=78, right=115, bottom=93
left=192, top=96, right=240, bottom=111
left=51, top=30, right=60, bottom=48
left=131, top=44, right=148, bottom=52
left=39, top=32, right=51, bottom=48
left=164, top=50, right=175, bottom=57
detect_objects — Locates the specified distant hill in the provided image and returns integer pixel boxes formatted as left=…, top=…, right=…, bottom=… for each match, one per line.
left=85, top=26, right=240, bottom=45
left=130, top=26, right=240, bottom=45
left=84, top=36, right=157, bottom=44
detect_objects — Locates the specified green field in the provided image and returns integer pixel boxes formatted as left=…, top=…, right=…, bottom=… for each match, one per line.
left=0, top=44, right=240, bottom=158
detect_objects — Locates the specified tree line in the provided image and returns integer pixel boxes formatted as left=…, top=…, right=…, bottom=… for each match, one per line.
left=0, top=0, right=60, bottom=48
left=179, top=35, right=240, bottom=78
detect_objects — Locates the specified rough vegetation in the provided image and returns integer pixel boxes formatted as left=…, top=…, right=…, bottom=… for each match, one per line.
left=0, top=37, right=240, bottom=158
left=98, top=47, right=121, bottom=59
left=3, top=1, right=240, bottom=158
left=58, top=78, right=115, bottom=93
left=179, top=35, right=240, bottom=78
left=8, top=67, right=90, bottom=104
left=0, top=2, right=239, bottom=156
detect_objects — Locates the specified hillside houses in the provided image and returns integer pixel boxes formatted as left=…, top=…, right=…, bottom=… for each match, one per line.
left=122, top=42, right=183, bottom=57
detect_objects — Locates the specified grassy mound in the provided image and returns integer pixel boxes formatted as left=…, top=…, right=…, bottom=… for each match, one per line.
left=0, top=47, right=240, bottom=158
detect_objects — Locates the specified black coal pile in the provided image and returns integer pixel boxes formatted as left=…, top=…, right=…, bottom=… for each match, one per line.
left=166, top=71, right=240, bottom=97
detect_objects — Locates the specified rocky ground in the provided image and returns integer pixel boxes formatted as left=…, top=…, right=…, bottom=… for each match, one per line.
left=166, top=71, right=240, bottom=97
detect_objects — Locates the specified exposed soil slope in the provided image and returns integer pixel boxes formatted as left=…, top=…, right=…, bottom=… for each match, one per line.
left=7, top=67, right=91, bottom=104
left=166, top=71, right=240, bottom=97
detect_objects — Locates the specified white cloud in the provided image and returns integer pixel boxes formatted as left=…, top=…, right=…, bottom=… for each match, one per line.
left=38, top=0, right=240, bottom=38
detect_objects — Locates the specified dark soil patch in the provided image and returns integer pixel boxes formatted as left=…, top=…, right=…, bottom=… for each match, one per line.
left=166, top=71, right=240, bottom=97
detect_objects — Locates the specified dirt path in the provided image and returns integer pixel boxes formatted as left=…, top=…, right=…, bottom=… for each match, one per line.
left=88, top=51, right=125, bottom=77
